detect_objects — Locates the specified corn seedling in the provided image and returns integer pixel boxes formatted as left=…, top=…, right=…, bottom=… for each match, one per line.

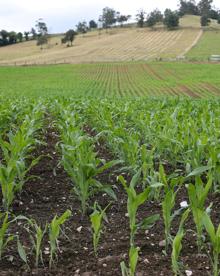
left=118, top=170, right=159, bottom=276
left=120, top=246, right=140, bottom=276
left=0, top=212, right=14, bottom=260
left=118, top=170, right=160, bottom=246
left=160, top=165, right=184, bottom=253
left=90, top=201, right=110, bottom=256
left=61, top=135, right=119, bottom=215
left=202, top=211, right=220, bottom=276
left=0, top=108, right=44, bottom=210
left=187, top=170, right=212, bottom=252
left=171, top=208, right=190, bottom=276
left=23, top=218, right=48, bottom=268
left=49, top=210, right=71, bottom=268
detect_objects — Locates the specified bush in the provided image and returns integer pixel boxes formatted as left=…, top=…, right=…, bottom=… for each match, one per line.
left=200, top=15, right=211, bottom=26
left=163, top=9, right=179, bottom=30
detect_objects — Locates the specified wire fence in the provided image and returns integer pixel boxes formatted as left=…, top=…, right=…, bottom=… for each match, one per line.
left=0, top=56, right=218, bottom=67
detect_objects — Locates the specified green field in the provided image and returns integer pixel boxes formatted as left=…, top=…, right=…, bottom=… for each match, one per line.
left=1, top=61, right=220, bottom=97
left=187, top=29, right=220, bottom=60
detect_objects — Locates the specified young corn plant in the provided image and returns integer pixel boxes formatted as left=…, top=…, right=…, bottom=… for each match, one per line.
left=0, top=212, right=14, bottom=260
left=140, top=144, right=155, bottom=189
left=24, top=219, right=47, bottom=268
left=0, top=108, right=44, bottom=210
left=12, top=215, right=47, bottom=268
left=162, top=189, right=177, bottom=254
left=187, top=171, right=212, bottom=252
left=120, top=246, right=140, bottom=276
left=61, top=135, right=119, bottom=215
left=90, top=202, right=110, bottom=256
left=202, top=211, right=220, bottom=276
left=49, top=210, right=71, bottom=268
left=160, top=165, right=184, bottom=254
left=118, top=170, right=160, bottom=276
left=171, top=208, right=190, bottom=276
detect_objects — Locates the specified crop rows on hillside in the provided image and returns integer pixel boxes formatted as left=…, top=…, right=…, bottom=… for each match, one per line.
left=76, top=63, right=220, bottom=97
left=0, top=27, right=201, bottom=65
left=0, top=62, right=220, bottom=98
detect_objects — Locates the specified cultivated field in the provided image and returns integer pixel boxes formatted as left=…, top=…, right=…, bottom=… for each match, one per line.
left=0, top=95, right=220, bottom=275
left=0, top=16, right=206, bottom=65
left=0, top=62, right=220, bottom=97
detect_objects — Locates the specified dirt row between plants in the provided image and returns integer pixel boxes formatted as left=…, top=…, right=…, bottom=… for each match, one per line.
left=0, top=119, right=216, bottom=275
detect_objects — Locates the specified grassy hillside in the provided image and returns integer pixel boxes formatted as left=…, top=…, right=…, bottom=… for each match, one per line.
left=0, top=16, right=204, bottom=65
left=185, top=15, right=220, bottom=59
left=0, top=62, right=220, bottom=97
left=187, top=29, right=220, bottom=59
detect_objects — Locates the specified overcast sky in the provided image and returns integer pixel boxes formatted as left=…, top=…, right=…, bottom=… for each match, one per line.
left=0, top=0, right=219, bottom=33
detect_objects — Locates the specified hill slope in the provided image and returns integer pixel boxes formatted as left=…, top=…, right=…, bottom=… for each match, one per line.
left=0, top=15, right=218, bottom=65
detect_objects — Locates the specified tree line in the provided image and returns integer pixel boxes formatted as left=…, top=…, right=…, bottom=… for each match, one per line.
left=0, top=0, right=219, bottom=48
left=0, top=20, right=47, bottom=48
left=136, top=0, right=220, bottom=29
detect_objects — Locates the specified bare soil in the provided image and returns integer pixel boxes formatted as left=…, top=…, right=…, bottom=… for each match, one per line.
left=0, top=122, right=216, bottom=276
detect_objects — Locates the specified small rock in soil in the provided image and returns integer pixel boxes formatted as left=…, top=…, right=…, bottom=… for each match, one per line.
left=185, top=270, right=193, bottom=276
left=77, top=226, right=83, bottom=233
left=143, top=258, right=150, bottom=264
left=159, top=240, right=166, bottom=247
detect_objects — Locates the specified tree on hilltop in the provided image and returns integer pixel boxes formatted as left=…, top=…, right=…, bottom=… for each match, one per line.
left=62, top=29, right=76, bottom=46
left=116, top=14, right=131, bottom=27
left=76, top=21, right=88, bottom=34
left=136, top=9, right=146, bottom=28
left=31, top=28, right=37, bottom=40
left=89, top=20, right=98, bottom=29
left=0, top=30, right=9, bottom=45
left=24, top=31, right=30, bottom=41
left=146, top=9, right=163, bottom=28
left=163, top=9, right=180, bottom=29
left=100, top=7, right=117, bottom=30
left=198, top=0, right=213, bottom=16
left=178, top=0, right=199, bottom=16
left=35, top=19, right=48, bottom=50
left=17, top=32, right=23, bottom=42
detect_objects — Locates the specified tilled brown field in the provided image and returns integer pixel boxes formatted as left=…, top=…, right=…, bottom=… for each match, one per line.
left=0, top=120, right=217, bottom=276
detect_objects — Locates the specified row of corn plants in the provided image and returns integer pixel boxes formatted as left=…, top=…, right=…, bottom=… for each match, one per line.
left=0, top=101, right=45, bottom=210
left=0, top=210, right=71, bottom=268
left=0, top=99, right=72, bottom=269
left=58, top=97, right=220, bottom=275
left=0, top=98, right=37, bottom=137
left=78, top=98, right=220, bottom=189
left=51, top=100, right=120, bottom=216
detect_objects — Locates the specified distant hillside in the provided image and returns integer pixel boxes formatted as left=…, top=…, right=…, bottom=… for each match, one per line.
left=0, top=15, right=219, bottom=65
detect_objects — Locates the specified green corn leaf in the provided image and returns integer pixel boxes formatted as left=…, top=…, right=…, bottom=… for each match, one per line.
left=130, top=169, right=142, bottom=189
left=17, top=238, right=27, bottom=264
left=137, top=214, right=160, bottom=230
left=202, top=211, right=216, bottom=245
left=186, top=165, right=213, bottom=178
left=97, top=160, right=123, bottom=174
left=129, top=246, right=139, bottom=275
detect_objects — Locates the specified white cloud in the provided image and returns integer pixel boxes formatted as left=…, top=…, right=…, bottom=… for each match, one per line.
left=0, top=0, right=219, bottom=33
